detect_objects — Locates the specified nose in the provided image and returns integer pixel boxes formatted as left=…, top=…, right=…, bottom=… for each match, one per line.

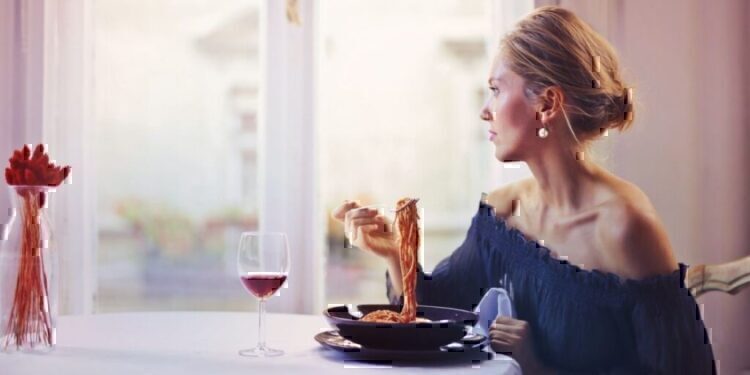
left=480, top=102, right=493, bottom=122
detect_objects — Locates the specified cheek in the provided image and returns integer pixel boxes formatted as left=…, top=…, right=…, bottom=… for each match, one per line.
left=495, top=96, right=533, bottom=131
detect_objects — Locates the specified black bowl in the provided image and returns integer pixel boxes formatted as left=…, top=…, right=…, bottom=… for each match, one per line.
left=324, top=304, right=478, bottom=350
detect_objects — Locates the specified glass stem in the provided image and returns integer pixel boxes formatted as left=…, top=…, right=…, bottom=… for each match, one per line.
left=257, top=299, right=266, bottom=350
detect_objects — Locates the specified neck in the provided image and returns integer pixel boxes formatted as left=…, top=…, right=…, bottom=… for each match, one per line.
left=524, top=144, right=600, bottom=218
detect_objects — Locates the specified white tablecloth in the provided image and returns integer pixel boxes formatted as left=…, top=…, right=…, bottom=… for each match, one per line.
left=0, top=312, right=520, bottom=375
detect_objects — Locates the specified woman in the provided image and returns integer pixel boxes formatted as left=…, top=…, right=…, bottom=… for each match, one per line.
left=332, top=6, right=715, bottom=374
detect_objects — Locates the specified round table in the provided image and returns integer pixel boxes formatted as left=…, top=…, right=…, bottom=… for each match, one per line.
left=0, top=312, right=521, bottom=374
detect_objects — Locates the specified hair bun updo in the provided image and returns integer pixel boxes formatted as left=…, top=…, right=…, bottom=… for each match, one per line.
left=602, top=87, right=635, bottom=133
left=500, top=5, right=637, bottom=143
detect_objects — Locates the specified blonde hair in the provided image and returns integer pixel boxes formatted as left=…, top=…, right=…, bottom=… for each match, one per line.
left=500, top=6, right=635, bottom=146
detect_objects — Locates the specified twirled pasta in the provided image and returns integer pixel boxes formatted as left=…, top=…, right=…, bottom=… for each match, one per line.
left=361, top=198, right=427, bottom=323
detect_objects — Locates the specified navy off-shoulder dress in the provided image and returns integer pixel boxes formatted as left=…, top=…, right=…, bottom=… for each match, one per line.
left=385, top=200, right=715, bottom=374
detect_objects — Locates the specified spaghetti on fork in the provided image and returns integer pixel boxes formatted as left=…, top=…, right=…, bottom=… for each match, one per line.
left=360, top=197, right=429, bottom=323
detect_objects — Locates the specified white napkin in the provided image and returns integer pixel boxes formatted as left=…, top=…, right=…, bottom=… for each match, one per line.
left=473, top=287, right=515, bottom=337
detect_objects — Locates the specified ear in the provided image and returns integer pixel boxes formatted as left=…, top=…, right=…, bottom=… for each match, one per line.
left=536, top=86, right=565, bottom=123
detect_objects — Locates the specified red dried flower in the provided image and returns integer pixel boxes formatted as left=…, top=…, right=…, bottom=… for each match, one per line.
left=5, top=144, right=71, bottom=187
left=2, top=144, right=69, bottom=350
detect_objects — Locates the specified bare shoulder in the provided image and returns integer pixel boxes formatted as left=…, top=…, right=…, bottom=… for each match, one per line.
left=485, top=177, right=534, bottom=219
left=595, top=185, right=678, bottom=280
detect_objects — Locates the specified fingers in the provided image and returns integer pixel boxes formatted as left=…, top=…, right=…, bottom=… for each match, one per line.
left=332, top=201, right=358, bottom=221
left=344, top=212, right=378, bottom=232
left=492, top=325, right=524, bottom=336
left=343, top=208, right=378, bottom=236
left=489, top=329, right=520, bottom=343
left=354, top=223, right=380, bottom=242
left=349, top=217, right=384, bottom=228
left=332, top=200, right=361, bottom=221
left=348, top=217, right=385, bottom=241
left=347, top=208, right=379, bottom=220
left=489, top=318, right=528, bottom=351
left=493, top=316, right=518, bottom=324
left=491, top=317, right=528, bottom=335
left=490, top=339, right=514, bottom=355
left=489, top=324, right=519, bottom=356
left=489, top=318, right=530, bottom=357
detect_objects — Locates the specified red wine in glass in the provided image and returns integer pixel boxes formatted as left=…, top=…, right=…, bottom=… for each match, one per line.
left=240, top=272, right=288, bottom=300
left=237, top=232, right=290, bottom=358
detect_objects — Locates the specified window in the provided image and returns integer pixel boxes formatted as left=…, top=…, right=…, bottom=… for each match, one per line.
left=30, top=0, right=531, bottom=314
left=92, top=0, right=261, bottom=312
left=320, top=0, right=504, bottom=306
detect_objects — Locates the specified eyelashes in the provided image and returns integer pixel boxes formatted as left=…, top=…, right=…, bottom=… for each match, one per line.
left=489, top=86, right=500, bottom=96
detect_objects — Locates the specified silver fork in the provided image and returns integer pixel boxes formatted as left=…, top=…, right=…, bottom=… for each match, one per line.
left=346, top=304, right=363, bottom=319
left=391, top=198, right=419, bottom=213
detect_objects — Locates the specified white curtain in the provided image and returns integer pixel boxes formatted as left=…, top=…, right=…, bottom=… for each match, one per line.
left=0, top=0, right=96, bottom=315
left=43, top=0, right=97, bottom=315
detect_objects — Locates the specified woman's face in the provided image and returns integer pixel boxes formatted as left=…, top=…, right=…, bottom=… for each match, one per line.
left=479, top=56, right=541, bottom=162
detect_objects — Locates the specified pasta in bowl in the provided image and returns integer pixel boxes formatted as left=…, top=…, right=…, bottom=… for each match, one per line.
left=324, top=304, right=478, bottom=350
left=325, top=197, right=479, bottom=350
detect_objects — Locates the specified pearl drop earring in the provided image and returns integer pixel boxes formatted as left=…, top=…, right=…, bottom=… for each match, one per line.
left=537, top=126, right=549, bottom=138
left=536, top=110, right=549, bottom=139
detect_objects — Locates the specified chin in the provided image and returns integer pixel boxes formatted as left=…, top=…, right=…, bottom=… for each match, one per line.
left=495, top=150, right=523, bottom=163
left=494, top=148, right=505, bottom=162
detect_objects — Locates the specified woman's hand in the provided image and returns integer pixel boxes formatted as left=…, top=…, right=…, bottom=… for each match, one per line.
left=331, top=200, right=399, bottom=261
left=489, top=317, right=552, bottom=374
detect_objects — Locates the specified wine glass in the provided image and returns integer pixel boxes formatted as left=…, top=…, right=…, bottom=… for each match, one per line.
left=237, top=232, right=290, bottom=357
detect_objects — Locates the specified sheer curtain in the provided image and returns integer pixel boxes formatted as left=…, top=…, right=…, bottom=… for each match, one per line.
left=0, top=0, right=97, bottom=315
left=42, top=0, right=97, bottom=315
left=0, top=0, right=20, bottom=259
left=0, top=0, right=94, bottom=316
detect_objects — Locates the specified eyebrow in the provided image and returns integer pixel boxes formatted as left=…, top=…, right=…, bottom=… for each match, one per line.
left=488, top=77, right=505, bottom=85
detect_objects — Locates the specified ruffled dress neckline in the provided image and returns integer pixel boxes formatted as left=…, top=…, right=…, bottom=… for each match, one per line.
left=475, top=199, right=688, bottom=294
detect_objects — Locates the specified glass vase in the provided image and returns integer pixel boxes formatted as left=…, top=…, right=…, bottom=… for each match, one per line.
left=0, top=186, right=57, bottom=352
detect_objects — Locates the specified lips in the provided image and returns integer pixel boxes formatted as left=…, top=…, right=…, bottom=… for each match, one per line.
left=489, top=130, right=497, bottom=140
